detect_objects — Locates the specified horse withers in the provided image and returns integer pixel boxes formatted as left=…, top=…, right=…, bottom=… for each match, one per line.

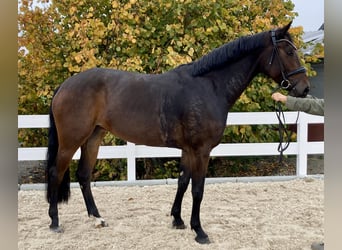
left=46, top=22, right=309, bottom=244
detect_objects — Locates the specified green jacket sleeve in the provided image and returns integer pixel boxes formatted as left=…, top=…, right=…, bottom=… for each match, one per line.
left=285, top=95, right=324, bottom=116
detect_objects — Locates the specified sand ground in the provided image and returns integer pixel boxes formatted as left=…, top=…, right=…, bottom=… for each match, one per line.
left=18, top=178, right=323, bottom=250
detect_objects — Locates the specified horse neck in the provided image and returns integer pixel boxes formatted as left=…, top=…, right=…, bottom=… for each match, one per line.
left=211, top=54, right=260, bottom=109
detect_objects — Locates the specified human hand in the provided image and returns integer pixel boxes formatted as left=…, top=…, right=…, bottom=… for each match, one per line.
left=271, top=92, right=287, bottom=103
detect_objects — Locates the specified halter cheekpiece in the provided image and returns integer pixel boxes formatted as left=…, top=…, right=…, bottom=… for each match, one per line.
left=269, top=30, right=306, bottom=91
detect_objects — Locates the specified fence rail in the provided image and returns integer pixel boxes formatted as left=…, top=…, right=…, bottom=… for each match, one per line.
left=18, top=112, right=324, bottom=181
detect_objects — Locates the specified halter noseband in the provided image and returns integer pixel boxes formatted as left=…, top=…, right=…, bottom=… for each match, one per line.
left=269, top=30, right=306, bottom=91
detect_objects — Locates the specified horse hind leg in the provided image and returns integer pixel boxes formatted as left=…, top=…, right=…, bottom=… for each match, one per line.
left=48, top=148, right=75, bottom=233
left=76, top=126, right=108, bottom=228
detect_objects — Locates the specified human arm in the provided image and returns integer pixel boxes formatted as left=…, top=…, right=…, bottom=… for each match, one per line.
left=271, top=92, right=324, bottom=116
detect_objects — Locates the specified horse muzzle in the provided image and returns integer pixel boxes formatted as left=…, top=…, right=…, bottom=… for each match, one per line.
left=287, top=79, right=310, bottom=97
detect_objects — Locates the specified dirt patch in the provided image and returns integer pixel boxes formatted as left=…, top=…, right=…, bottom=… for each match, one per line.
left=18, top=178, right=323, bottom=249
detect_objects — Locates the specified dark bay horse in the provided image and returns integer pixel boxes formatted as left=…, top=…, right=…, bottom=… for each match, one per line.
left=46, top=22, right=309, bottom=243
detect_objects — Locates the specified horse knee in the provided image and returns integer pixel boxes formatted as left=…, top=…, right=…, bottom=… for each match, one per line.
left=191, top=189, right=204, bottom=202
left=178, top=174, right=190, bottom=189
left=191, top=177, right=205, bottom=201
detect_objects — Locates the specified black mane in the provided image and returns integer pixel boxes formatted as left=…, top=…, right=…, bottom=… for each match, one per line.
left=191, top=31, right=268, bottom=76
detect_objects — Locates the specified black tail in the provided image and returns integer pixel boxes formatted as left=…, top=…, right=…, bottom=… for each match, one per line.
left=46, top=87, right=70, bottom=203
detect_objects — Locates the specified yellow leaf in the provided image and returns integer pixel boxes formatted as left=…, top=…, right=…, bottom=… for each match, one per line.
left=167, top=46, right=174, bottom=53
left=112, top=1, right=119, bottom=8
left=74, top=54, right=83, bottom=63
left=69, top=6, right=77, bottom=15
left=188, top=47, right=194, bottom=57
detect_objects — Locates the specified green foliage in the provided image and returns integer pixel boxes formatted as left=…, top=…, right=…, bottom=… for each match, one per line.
left=92, top=159, right=127, bottom=181
left=136, top=158, right=179, bottom=180
left=18, top=0, right=323, bottom=180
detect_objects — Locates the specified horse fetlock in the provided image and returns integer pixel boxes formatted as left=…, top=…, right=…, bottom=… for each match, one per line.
left=49, top=215, right=59, bottom=227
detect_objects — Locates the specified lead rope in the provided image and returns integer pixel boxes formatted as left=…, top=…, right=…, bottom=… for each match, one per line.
left=273, top=90, right=300, bottom=165
left=274, top=101, right=290, bottom=164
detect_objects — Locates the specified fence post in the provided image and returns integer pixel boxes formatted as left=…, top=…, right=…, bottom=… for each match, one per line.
left=296, top=112, right=308, bottom=176
left=126, top=142, right=136, bottom=181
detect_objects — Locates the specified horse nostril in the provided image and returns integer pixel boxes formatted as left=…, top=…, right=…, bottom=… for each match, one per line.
left=303, top=87, right=310, bottom=96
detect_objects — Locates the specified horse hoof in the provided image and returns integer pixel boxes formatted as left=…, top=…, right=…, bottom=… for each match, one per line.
left=172, top=219, right=186, bottom=229
left=49, top=225, right=64, bottom=233
left=195, top=235, right=210, bottom=244
left=94, top=217, right=108, bottom=228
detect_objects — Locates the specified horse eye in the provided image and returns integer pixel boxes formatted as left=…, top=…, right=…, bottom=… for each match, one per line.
left=287, top=50, right=294, bottom=56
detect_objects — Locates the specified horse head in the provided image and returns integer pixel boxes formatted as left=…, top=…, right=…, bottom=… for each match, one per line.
left=261, top=22, right=310, bottom=97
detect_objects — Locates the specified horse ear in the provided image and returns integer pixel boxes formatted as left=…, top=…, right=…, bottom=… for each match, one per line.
left=283, top=21, right=293, bottom=32
left=276, top=21, right=292, bottom=38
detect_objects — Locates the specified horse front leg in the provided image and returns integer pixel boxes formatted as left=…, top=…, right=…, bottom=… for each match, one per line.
left=190, top=150, right=210, bottom=244
left=191, top=175, right=209, bottom=244
left=171, top=156, right=191, bottom=229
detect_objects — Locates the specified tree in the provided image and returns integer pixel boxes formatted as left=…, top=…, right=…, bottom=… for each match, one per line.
left=18, top=0, right=323, bottom=180
left=18, top=0, right=311, bottom=114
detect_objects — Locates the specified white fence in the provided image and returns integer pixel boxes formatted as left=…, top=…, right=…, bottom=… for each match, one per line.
left=18, top=112, right=324, bottom=181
